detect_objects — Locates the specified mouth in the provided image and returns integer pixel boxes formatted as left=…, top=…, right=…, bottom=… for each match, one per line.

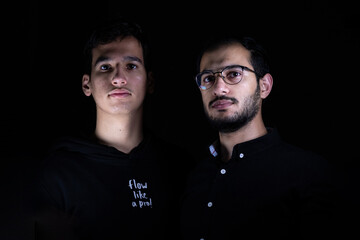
left=108, top=88, right=132, bottom=98
left=211, top=100, right=233, bottom=110
left=210, top=97, right=237, bottom=110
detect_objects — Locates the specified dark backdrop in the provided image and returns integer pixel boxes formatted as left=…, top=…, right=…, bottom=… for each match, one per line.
left=2, top=0, right=359, bottom=239
left=4, top=0, right=360, bottom=160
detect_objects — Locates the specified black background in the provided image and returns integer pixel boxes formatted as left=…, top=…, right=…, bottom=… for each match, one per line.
left=2, top=0, right=360, bottom=239
left=4, top=0, right=360, bottom=160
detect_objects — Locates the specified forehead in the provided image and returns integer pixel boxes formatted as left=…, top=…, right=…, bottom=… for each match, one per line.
left=200, top=43, right=251, bottom=71
left=92, top=36, right=144, bottom=63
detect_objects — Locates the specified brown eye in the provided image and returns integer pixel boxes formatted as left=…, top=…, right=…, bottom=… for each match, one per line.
left=100, top=64, right=111, bottom=71
left=223, top=67, right=244, bottom=83
left=203, top=75, right=215, bottom=84
left=227, top=71, right=242, bottom=78
left=126, top=63, right=137, bottom=70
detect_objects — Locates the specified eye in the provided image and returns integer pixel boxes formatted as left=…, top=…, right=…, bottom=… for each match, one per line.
left=225, top=68, right=243, bottom=81
left=227, top=71, right=242, bottom=78
left=203, top=75, right=215, bottom=84
left=100, top=64, right=111, bottom=71
left=126, top=63, right=138, bottom=70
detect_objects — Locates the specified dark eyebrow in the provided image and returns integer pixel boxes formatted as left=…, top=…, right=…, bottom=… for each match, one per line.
left=124, top=56, right=143, bottom=65
left=202, top=65, right=244, bottom=73
left=93, top=55, right=143, bottom=68
left=93, top=56, right=110, bottom=68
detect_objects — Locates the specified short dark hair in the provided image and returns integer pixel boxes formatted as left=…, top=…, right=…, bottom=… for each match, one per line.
left=83, top=16, right=151, bottom=75
left=196, top=35, right=270, bottom=80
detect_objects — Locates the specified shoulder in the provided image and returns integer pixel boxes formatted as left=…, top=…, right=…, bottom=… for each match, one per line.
left=276, top=140, right=329, bottom=166
left=39, top=135, right=98, bottom=173
left=271, top=139, right=336, bottom=187
left=262, top=128, right=328, bottom=165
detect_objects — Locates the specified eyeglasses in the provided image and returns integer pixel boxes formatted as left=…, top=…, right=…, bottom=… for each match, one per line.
left=195, top=65, right=257, bottom=90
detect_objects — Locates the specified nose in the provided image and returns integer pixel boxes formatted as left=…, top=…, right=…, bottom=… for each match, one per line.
left=112, top=66, right=127, bottom=86
left=212, top=74, right=229, bottom=96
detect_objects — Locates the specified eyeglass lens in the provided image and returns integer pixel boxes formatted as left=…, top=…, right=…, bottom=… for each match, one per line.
left=197, top=66, right=245, bottom=90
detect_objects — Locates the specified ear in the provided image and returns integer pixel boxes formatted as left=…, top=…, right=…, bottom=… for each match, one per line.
left=147, top=71, right=155, bottom=94
left=259, top=73, right=273, bottom=99
left=82, top=74, right=92, bottom=96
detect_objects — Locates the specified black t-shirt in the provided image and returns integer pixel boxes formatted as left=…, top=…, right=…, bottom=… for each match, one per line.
left=180, top=128, right=338, bottom=240
left=29, top=132, right=189, bottom=240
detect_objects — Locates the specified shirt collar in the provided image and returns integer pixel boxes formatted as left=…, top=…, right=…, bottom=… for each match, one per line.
left=208, top=128, right=281, bottom=159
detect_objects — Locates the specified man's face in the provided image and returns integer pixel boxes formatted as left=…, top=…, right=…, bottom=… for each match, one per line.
left=199, top=43, right=261, bottom=133
left=82, top=36, right=148, bottom=116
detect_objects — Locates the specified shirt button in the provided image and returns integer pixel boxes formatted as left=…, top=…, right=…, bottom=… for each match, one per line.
left=239, top=153, right=244, bottom=158
left=220, top=169, right=226, bottom=174
left=207, top=202, right=213, bottom=207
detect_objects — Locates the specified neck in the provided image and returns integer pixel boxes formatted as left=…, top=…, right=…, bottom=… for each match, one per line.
left=95, top=110, right=144, bottom=154
left=218, top=114, right=267, bottom=162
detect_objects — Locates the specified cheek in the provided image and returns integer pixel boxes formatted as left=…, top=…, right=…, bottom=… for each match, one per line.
left=242, top=80, right=257, bottom=92
left=234, top=82, right=256, bottom=98
left=88, top=79, right=110, bottom=99
left=132, top=77, right=148, bottom=95
left=91, top=80, right=107, bottom=92
left=201, top=93, right=211, bottom=107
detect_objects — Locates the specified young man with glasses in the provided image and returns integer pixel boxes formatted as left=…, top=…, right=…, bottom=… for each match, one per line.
left=180, top=36, right=337, bottom=240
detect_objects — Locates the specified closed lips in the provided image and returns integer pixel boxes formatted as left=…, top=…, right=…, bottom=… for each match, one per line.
left=109, top=89, right=132, bottom=97
left=211, top=99, right=233, bottom=109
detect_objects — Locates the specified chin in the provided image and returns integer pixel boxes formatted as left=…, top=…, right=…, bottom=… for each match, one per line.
left=210, top=110, right=231, bottom=119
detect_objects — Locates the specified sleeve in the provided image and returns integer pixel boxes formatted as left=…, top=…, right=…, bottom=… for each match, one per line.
left=27, top=163, right=77, bottom=240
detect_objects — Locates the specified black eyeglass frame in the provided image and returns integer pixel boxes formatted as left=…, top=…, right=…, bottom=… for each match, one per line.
left=195, top=64, right=259, bottom=90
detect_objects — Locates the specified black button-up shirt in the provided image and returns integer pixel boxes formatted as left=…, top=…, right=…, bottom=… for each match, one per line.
left=180, top=128, right=336, bottom=240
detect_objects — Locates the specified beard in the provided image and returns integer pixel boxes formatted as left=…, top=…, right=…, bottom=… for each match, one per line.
left=204, top=85, right=261, bottom=133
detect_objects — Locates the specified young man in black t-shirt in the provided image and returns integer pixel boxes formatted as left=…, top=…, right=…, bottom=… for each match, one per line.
left=30, top=17, right=187, bottom=240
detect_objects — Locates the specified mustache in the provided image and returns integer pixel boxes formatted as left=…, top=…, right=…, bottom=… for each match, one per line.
left=208, top=96, right=239, bottom=107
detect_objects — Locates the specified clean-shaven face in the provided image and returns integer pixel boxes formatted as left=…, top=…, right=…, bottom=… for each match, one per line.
left=84, top=36, right=148, bottom=116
